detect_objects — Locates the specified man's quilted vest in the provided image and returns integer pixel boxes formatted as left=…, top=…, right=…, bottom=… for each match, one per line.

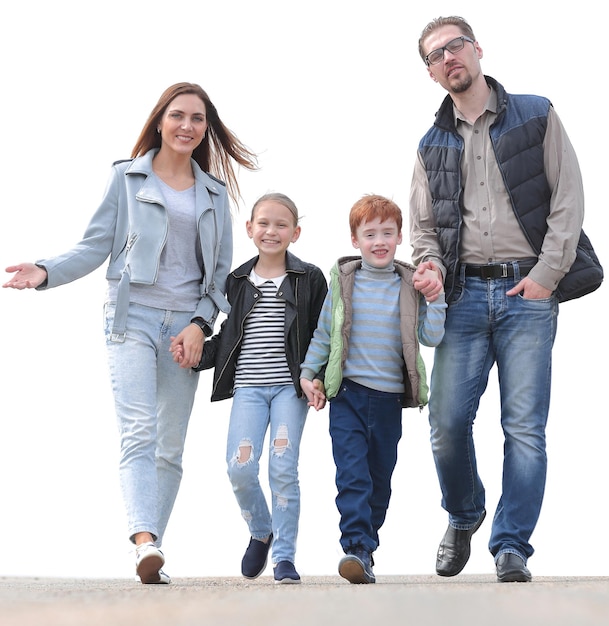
left=417, top=76, right=552, bottom=302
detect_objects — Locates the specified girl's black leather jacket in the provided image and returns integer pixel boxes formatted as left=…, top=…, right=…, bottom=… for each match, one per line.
left=194, top=251, right=327, bottom=401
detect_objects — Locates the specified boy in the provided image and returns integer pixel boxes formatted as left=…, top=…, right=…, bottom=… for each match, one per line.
left=300, top=194, right=446, bottom=584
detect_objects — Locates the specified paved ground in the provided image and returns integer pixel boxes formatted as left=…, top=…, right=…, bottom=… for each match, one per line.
left=0, top=575, right=607, bottom=626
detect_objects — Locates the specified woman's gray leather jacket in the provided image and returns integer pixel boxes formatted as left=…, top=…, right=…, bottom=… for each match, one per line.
left=36, top=149, right=232, bottom=340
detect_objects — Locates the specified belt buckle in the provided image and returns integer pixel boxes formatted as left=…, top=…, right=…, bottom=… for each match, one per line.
left=479, top=265, right=492, bottom=279
left=479, top=263, right=508, bottom=279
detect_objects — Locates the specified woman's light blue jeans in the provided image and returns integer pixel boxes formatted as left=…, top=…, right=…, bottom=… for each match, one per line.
left=104, top=302, right=199, bottom=545
left=226, top=384, right=308, bottom=564
left=429, top=268, right=558, bottom=562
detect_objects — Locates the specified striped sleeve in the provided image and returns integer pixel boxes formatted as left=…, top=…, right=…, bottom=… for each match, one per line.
left=418, top=293, right=447, bottom=347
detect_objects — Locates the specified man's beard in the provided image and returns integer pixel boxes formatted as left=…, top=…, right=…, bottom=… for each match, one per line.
left=450, top=73, right=473, bottom=94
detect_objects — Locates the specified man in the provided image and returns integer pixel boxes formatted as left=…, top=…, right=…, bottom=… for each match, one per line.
left=409, top=16, right=584, bottom=583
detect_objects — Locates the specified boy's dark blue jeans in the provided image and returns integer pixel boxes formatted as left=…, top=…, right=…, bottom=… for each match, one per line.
left=329, top=378, right=403, bottom=554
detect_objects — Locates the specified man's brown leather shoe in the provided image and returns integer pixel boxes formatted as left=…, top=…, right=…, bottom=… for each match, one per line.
left=436, top=510, right=486, bottom=577
left=496, top=553, right=532, bottom=582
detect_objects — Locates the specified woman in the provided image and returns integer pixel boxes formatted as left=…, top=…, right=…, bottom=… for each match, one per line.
left=3, top=82, right=258, bottom=584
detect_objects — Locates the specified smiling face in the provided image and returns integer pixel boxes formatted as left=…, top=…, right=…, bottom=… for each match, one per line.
left=423, top=25, right=483, bottom=95
left=351, top=217, right=402, bottom=269
left=157, top=93, right=208, bottom=156
left=246, top=200, right=301, bottom=260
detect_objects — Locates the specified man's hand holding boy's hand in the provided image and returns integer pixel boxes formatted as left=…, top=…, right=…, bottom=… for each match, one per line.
left=413, top=260, right=444, bottom=302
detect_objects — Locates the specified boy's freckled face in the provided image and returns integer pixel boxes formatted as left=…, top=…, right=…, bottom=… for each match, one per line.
left=352, top=218, right=402, bottom=269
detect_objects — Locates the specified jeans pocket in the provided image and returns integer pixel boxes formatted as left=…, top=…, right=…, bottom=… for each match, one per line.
left=517, top=293, right=556, bottom=305
left=103, top=302, right=116, bottom=341
left=449, top=283, right=465, bottom=306
left=337, top=382, right=348, bottom=398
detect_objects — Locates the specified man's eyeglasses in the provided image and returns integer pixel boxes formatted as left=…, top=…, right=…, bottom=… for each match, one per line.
left=425, top=36, right=474, bottom=66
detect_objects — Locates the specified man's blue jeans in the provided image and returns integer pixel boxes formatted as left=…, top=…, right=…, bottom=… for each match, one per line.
left=429, top=269, right=558, bottom=561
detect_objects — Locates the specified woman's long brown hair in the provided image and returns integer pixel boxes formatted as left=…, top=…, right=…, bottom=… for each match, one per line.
left=131, top=82, right=258, bottom=204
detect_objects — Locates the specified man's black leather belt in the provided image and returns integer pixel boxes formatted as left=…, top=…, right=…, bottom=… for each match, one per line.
left=464, top=261, right=535, bottom=280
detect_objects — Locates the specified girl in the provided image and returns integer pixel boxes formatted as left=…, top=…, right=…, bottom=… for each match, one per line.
left=178, top=193, right=327, bottom=583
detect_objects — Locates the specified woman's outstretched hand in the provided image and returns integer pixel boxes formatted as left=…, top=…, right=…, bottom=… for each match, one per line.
left=3, top=263, right=48, bottom=289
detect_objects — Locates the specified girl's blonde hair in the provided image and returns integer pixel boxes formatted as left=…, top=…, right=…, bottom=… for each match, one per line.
left=251, top=192, right=299, bottom=226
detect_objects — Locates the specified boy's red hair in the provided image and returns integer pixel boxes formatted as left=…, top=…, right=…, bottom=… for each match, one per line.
left=349, top=195, right=403, bottom=235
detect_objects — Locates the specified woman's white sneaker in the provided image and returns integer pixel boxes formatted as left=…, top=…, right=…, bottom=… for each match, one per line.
left=135, top=542, right=170, bottom=584
left=157, top=569, right=171, bottom=584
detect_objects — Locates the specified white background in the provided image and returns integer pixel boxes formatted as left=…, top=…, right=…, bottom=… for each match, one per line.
left=1, top=0, right=606, bottom=580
